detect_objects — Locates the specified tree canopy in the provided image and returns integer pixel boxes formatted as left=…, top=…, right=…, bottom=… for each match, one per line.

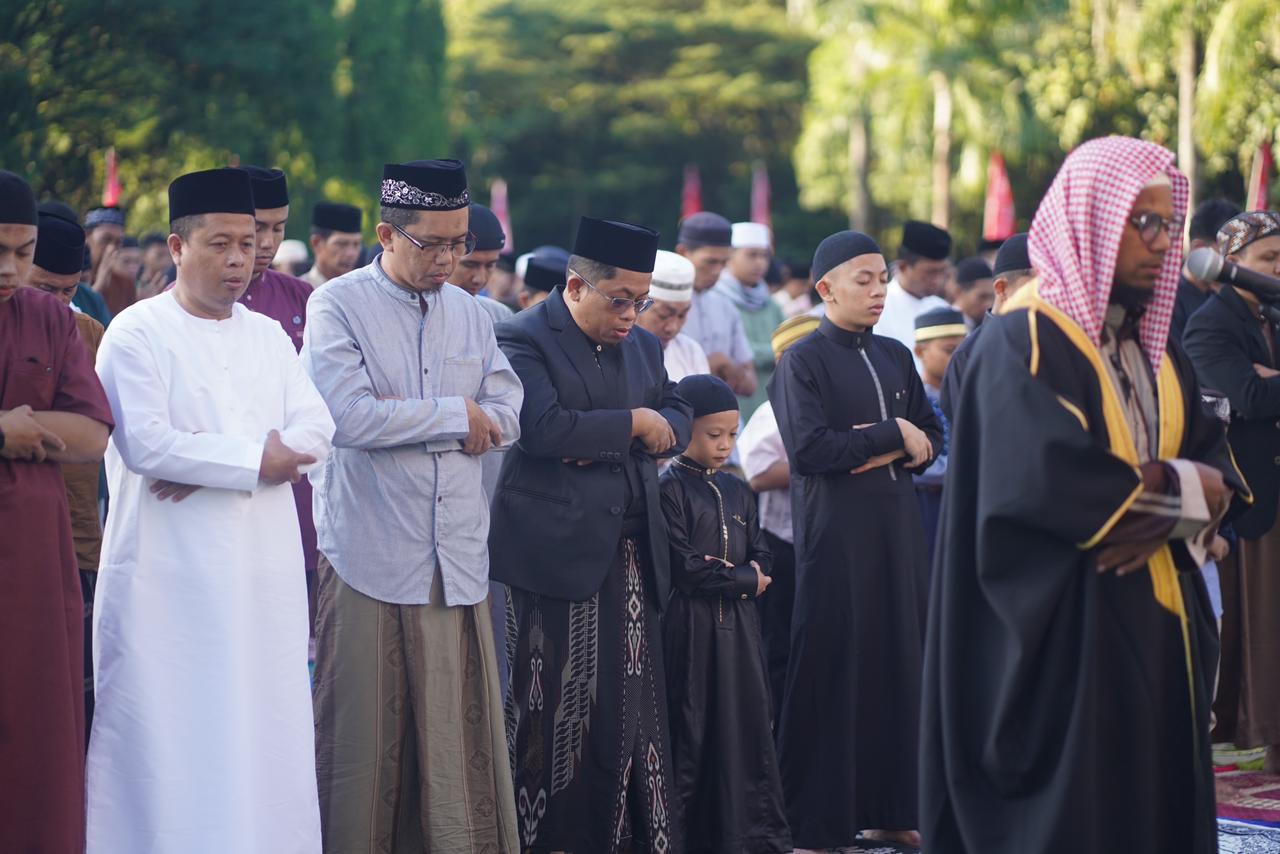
left=446, top=0, right=842, bottom=260
left=3, top=0, right=1276, bottom=256
left=2, top=0, right=447, bottom=237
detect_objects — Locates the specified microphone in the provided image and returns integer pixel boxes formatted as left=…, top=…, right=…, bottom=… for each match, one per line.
left=1186, top=247, right=1280, bottom=303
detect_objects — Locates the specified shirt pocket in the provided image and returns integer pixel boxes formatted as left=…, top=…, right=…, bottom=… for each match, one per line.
left=889, top=386, right=911, bottom=419
left=3, top=359, right=57, bottom=410
left=440, top=356, right=483, bottom=398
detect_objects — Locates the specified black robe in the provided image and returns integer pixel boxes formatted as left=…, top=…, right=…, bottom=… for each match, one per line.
left=938, top=314, right=987, bottom=424
left=921, top=289, right=1248, bottom=854
left=767, top=317, right=942, bottom=847
left=660, top=460, right=791, bottom=854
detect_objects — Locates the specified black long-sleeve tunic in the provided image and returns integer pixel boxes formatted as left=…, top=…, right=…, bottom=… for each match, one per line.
left=767, top=317, right=942, bottom=847
left=660, top=460, right=791, bottom=854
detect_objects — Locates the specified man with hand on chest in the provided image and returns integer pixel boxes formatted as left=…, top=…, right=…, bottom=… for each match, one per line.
left=87, top=167, right=334, bottom=853
left=0, top=170, right=112, bottom=854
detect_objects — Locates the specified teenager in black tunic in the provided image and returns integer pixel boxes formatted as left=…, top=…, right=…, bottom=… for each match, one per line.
left=768, top=232, right=942, bottom=850
left=660, top=374, right=790, bottom=854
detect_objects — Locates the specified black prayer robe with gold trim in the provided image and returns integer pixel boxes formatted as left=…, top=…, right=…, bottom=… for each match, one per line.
left=921, top=288, right=1249, bottom=854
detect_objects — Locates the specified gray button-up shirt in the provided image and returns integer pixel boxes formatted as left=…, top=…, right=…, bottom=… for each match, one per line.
left=302, top=258, right=523, bottom=606
left=682, top=286, right=753, bottom=365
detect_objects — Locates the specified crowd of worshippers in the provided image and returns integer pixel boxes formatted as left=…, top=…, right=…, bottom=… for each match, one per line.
left=1, top=133, right=1277, bottom=854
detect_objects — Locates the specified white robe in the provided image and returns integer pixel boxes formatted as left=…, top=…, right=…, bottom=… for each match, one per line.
left=876, top=278, right=950, bottom=351
left=87, top=292, right=334, bottom=854
left=663, top=331, right=711, bottom=382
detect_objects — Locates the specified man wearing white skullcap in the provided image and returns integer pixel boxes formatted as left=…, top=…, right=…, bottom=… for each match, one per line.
left=638, top=249, right=711, bottom=382
left=271, top=238, right=310, bottom=276
left=716, top=222, right=784, bottom=418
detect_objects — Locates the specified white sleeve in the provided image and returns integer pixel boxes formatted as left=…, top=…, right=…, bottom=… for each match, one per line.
left=738, top=406, right=785, bottom=480
left=274, top=326, right=336, bottom=473
left=689, top=337, right=711, bottom=376
left=97, top=322, right=263, bottom=491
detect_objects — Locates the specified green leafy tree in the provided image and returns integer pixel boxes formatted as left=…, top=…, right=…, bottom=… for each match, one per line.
left=446, top=0, right=842, bottom=260
left=795, top=0, right=1056, bottom=252
left=1, top=0, right=448, bottom=237
left=1195, top=0, right=1280, bottom=202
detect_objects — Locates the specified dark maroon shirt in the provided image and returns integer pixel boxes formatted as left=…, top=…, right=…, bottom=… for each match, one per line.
left=0, top=287, right=113, bottom=851
left=238, top=268, right=313, bottom=353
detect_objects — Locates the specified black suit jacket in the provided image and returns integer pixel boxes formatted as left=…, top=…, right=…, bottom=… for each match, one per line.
left=1183, top=284, right=1278, bottom=538
left=1169, top=275, right=1211, bottom=347
left=489, top=288, right=692, bottom=603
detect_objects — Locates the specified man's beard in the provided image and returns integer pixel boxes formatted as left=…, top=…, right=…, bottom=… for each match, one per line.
left=1110, top=282, right=1152, bottom=312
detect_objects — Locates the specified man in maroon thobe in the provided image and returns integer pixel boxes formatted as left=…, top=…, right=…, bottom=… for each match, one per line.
left=0, top=170, right=113, bottom=853
left=235, top=166, right=320, bottom=623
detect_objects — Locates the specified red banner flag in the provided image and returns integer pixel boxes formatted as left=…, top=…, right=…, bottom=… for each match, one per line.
left=1248, top=142, right=1273, bottom=211
left=681, top=164, right=702, bottom=219
left=983, top=151, right=1015, bottom=241
left=102, top=147, right=121, bottom=208
left=750, top=161, right=771, bottom=231
left=490, top=179, right=515, bottom=255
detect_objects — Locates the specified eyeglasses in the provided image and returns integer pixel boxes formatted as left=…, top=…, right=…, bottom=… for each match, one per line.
left=1128, top=212, right=1184, bottom=247
left=570, top=269, right=654, bottom=314
left=391, top=224, right=477, bottom=259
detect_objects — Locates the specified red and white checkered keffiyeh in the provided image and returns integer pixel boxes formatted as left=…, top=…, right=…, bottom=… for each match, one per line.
left=1028, top=136, right=1189, bottom=372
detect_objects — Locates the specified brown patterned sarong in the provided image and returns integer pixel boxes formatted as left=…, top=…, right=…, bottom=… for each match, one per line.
left=506, top=536, right=680, bottom=853
left=313, top=555, right=518, bottom=853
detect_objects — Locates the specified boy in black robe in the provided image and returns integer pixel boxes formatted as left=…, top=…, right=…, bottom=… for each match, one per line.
left=922, top=137, right=1246, bottom=854
left=660, top=374, right=791, bottom=854
left=769, top=230, right=942, bottom=850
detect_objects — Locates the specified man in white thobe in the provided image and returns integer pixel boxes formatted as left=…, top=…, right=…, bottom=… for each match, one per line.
left=875, top=220, right=952, bottom=355
left=636, top=249, right=711, bottom=382
left=87, top=168, right=334, bottom=854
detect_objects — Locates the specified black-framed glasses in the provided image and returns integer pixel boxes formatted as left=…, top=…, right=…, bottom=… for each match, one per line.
left=1128, top=212, right=1184, bottom=247
left=570, top=269, right=654, bottom=314
left=391, top=224, right=477, bottom=259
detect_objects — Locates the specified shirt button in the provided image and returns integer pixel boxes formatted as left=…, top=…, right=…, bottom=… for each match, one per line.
left=741, top=594, right=749, bottom=600
left=610, top=506, right=622, bottom=515
left=611, top=464, right=621, bottom=473
left=437, top=496, right=444, bottom=503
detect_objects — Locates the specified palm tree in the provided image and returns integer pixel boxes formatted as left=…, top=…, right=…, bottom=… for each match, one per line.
left=795, top=0, right=1047, bottom=237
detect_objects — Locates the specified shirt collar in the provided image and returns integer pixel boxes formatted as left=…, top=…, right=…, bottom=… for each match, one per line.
left=1103, top=302, right=1144, bottom=342
left=818, top=314, right=872, bottom=349
left=672, top=456, right=716, bottom=478
left=370, top=256, right=441, bottom=307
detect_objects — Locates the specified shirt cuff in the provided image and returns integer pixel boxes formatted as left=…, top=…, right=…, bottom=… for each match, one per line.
left=1166, top=459, right=1218, bottom=565
left=232, top=439, right=267, bottom=492
left=860, top=419, right=904, bottom=458
left=1165, top=459, right=1212, bottom=540
left=730, top=565, right=759, bottom=599
left=437, top=396, right=472, bottom=448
